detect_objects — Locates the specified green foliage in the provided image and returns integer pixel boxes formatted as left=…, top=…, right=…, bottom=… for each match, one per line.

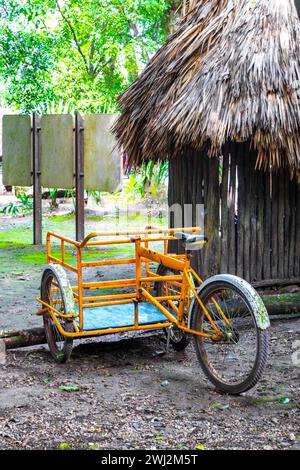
left=123, top=161, right=168, bottom=201
left=89, top=190, right=102, bottom=205
left=58, top=443, right=72, bottom=450
left=1, top=201, right=20, bottom=216
left=36, top=98, right=76, bottom=116
left=122, top=173, right=146, bottom=201
left=48, top=188, right=58, bottom=209
left=0, top=0, right=180, bottom=113
left=1, top=192, right=33, bottom=216
left=0, top=0, right=57, bottom=111
left=64, top=189, right=76, bottom=209
left=16, top=192, right=33, bottom=212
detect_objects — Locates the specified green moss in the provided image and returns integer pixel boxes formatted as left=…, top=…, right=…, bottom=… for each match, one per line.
left=86, top=216, right=105, bottom=222
left=47, top=214, right=74, bottom=222
left=0, top=229, right=34, bottom=246
left=262, top=293, right=300, bottom=304
left=16, top=251, right=47, bottom=264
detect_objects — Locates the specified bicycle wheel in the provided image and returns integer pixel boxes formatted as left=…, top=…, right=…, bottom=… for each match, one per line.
left=156, top=265, right=191, bottom=351
left=41, top=265, right=74, bottom=363
left=190, top=275, right=269, bottom=394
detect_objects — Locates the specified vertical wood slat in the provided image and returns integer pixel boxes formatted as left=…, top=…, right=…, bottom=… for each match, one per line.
left=263, top=170, right=271, bottom=280
left=243, top=143, right=251, bottom=281
left=295, top=184, right=300, bottom=277
left=289, top=179, right=296, bottom=278
left=228, top=143, right=237, bottom=275
left=256, top=166, right=264, bottom=282
left=237, top=143, right=246, bottom=278
left=168, top=143, right=299, bottom=284
left=278, top=169, right=285, bottom=279
left=168, top=152, right=178, bottom=253
left=249, top=150, right=258, bottom=281
left=181, top=148, right=187, bottom=230
left=191, top=149, right=197, bottom=226
left=203, top=154, right=220, bottom=276
left=184, top=146, right=194, bottom=228
left=271, top=171, right=279, bottom=279
left=195, top=149, right=205, bottom=272
left=284, top=171, right=291, bottom=279
left=202, top=151, right=209, bottom=273
left=220, top=145, right=230, bottom=273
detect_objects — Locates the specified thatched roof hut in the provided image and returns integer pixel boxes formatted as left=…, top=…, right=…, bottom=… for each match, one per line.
left=114, top=0, right=300, bottom=285
left=114, top=0, right=300, bottom=179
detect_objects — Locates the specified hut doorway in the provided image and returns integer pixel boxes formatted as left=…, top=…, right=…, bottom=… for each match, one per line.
left=168, top=143, right=300, bottom=286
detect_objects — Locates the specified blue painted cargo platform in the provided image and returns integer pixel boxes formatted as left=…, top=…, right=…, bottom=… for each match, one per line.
left=75, top=302, right=169, bottom=331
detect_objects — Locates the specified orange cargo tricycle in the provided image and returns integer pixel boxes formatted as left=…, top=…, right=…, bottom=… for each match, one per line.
left=36, top=227, right=270, bottom=394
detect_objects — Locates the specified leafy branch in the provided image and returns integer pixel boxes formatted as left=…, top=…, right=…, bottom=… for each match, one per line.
left=55, top=0, right=90, bottom=74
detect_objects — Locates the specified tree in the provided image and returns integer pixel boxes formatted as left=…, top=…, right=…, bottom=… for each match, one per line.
left=0, top=0, right=57, bottom=111
left=0, top=0, right=184, bottom=112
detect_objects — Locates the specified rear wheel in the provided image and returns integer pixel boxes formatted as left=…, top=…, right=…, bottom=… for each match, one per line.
left=41, top=266, right=74, bottom=363
left=156, top=266, right=191, bottom=351
left=190, top=276, right=269, bottom=394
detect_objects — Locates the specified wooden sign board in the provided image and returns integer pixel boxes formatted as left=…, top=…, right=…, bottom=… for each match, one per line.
left=2, top=115, right=32, bottom=186
left=84, top=114, right=121, bottom=192
left=40, top=114, right=74, bottom=189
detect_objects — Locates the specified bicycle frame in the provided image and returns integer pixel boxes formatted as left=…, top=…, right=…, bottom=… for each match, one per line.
left=36, top=227, right=229, bottom=341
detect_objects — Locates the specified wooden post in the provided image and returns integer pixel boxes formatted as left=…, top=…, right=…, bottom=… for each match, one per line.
left=32, top=113, right=42, bottom=245
left=75, top=111, right=85, bottom=242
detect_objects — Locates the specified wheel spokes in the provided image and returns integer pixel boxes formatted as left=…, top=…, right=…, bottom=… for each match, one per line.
left=198, top=288, right=258, bottom=385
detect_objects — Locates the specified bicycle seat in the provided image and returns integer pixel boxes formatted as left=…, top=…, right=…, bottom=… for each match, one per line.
left=174, top=232, right=208, bottom=248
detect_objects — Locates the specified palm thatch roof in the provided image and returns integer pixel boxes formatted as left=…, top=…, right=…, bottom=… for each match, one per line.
left=114, top=0, right=300, bottom=178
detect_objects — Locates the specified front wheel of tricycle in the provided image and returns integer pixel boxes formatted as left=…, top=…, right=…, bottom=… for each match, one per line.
left=41, top=265, right=74, bottom=363
left=190, top=275, right=269, bottom=395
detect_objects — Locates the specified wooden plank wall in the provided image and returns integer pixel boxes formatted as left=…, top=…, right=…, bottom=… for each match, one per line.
left=168, top=142, right=300, bottom=284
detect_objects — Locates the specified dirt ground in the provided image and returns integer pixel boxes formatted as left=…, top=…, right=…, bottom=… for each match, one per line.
left=0, top=318, right=299, bottom=451
left=0, top=211, right=300, bottom=450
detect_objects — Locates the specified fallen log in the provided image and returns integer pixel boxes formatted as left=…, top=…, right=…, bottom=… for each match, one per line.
left=261, top=292, right=300, bottom=316
left=1, top=292, right=300, bottom=350
left=205, top=292, right=300, bottom=318
left=252, top=278, right=300, bottom=288
left=0, top=327, right=46, bottom=350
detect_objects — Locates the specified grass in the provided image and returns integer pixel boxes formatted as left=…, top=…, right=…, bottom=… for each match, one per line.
left=47, top=214, right=74, bottom=221
left=0, top=212, right=167, bottom=276
left=0, top=232, right=135, bottom=272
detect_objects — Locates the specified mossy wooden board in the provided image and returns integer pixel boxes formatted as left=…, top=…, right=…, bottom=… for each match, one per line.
left=41, top=115, right=74, bottom=189
left=84, top=114, right=121, bottom=191
left=2, top=115, right=32, bottom=186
